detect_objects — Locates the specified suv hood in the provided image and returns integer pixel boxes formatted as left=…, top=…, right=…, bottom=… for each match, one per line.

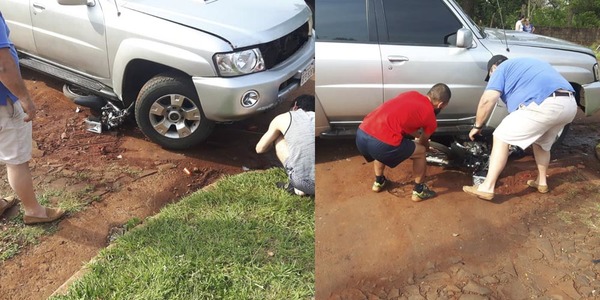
left=121, top=0, right=310, bottom=48
left=483, top=28, right=594, bottom=57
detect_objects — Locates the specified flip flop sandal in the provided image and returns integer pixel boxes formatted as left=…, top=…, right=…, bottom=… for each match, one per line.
left=0, top=196, right=18, bottom=217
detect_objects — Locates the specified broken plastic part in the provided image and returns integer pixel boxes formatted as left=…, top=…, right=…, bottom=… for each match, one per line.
left=85, top=119, right=102, bottom=134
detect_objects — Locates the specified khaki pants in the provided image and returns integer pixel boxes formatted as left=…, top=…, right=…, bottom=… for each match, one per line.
left=0, top=99, right=32, bottom=165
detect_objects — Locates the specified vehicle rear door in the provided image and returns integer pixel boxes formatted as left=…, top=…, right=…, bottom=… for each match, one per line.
left=315, top=0, right=383, bottom=125
left=30, top=0, right=110, bottom=79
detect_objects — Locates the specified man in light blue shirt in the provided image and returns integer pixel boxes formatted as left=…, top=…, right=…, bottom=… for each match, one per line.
left=463, top=55, right=577, bottom=201
left=0, top=11, right=65, bottom=224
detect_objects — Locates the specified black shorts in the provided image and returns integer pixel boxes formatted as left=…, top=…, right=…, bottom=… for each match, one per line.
left=355, top=128, right=416, bottom=168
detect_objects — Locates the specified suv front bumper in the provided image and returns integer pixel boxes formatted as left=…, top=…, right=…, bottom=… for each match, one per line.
left=192, top=34, right=315, bottom=122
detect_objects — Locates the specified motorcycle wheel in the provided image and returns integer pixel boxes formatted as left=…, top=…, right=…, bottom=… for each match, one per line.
left=427, top=141, right=454, bottom=167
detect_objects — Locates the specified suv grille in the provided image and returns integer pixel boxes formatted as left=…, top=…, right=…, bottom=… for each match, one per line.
left=259, top=22, right=309, bottom=69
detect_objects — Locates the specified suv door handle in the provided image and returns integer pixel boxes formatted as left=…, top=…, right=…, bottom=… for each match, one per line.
left=32, top=3, right=45, bottom=10
left=387, top=56, right=409, bottom=63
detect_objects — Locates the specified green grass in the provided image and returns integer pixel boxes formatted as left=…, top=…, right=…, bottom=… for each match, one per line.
left=0, top=186, right=90, bottom=262
left=52, top=168, right=314, bottom=300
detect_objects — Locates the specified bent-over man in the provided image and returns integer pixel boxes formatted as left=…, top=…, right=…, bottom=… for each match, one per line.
left=463, top=55, right=577, bottom=201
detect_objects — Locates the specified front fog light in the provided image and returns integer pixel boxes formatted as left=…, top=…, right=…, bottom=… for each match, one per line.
left=241, top=90, right=260, bottom=108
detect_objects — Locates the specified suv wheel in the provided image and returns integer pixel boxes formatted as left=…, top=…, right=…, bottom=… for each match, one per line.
left=135, top=73, right=214, bottom=150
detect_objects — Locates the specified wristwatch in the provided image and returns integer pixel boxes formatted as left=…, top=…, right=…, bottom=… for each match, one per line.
left=472, top=124, right=483, bottom=130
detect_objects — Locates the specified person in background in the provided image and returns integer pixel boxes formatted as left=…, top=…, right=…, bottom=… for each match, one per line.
left=256, top=94, right=315, bottom=196
left=463, top=55, right=577, bottom=201
left=355, top=84, right=451, bottom=202
left=515, top=14, right=525, bottom=31
left=523, top=18, right=535, bottom=33
left=0, top=11, right=65, bottom=224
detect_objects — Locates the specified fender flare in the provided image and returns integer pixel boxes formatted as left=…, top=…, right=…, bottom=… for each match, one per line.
left=111, top=38, right=215, bottom=98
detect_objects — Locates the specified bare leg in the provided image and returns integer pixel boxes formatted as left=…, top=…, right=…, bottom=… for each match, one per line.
left=532, top=143, right=550, bottom=186
left=6, top=162, right=47, bottom=218
left=274, top=136, right=289, bottom=165
left=410, top=143, right=427, bottom=184
left=374, top=160, right=386, bottom=177
left=477, top=137, right=510, bottom=194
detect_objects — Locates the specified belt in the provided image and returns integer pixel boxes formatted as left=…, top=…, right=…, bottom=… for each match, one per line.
left=551, top=91, right=572, bottom=97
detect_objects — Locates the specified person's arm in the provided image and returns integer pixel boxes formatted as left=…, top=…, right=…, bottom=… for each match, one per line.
left=416, top=132, right=431, bottom=150
left=469, top=90, right=501, bottom=140
left=0, top=47, right=35, bottom=121
left=255, top=113, right=287, bottom=153
left=417, top=114, right=438, bottom=150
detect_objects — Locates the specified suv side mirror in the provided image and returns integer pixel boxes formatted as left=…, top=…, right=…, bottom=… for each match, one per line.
left=456, top=28, right=473, bottom=48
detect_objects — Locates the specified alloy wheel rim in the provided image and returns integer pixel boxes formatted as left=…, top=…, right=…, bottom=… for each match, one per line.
left=148, top=94, right=201, bottom=139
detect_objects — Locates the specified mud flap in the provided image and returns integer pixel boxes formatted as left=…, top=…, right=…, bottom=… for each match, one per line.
left=582, top=81, right=600, bottom=116
left=485, top=99, right=509, bottom=128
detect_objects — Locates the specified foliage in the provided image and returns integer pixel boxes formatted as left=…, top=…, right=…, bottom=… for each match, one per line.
left=456, top=0, right=600, bottom=29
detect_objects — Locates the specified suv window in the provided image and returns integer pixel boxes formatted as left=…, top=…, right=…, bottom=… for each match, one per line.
left=316, top=0, right=369, bottom=42
left=382, top=0, right=462, bottom=46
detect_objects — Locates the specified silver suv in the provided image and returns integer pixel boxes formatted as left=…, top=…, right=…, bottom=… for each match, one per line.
left=1, top=0, right=315, bottom=149
left=315, top=0, right=600, bottom=140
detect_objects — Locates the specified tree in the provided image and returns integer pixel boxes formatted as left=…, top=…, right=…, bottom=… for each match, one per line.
left=456, top=0, right=600, bottom=28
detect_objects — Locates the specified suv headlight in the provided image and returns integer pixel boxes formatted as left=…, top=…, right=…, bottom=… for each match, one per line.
left=594, top=63, right=599, bottom=81
left=214, top=48, right=265, bottom=77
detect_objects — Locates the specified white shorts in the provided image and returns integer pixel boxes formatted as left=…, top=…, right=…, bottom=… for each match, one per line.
left=494, top=94, right=577, bottom=151
left=0, top=100, right=32, bottom=165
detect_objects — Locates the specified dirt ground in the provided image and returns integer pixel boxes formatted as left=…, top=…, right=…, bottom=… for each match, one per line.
left=0, top=70, right=313, bottom=300
left=316, top=111, right=600, bottom=299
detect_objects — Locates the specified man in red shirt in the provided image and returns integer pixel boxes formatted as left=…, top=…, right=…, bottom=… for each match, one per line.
left=355, top=83, right=451, bottom=201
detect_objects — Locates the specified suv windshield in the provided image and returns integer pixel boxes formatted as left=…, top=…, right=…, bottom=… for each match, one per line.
left=446, top=0, right=486, bottom=37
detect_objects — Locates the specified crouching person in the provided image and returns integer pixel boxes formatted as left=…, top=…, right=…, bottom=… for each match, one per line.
left=355, top=83, right=451, bottom=201
left=256, top=95, right=315, bottom=196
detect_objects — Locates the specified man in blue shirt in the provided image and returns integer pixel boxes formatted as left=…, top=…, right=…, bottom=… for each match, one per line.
left=0, top=12, right=65, bottom=224
left=463, top=55, right=577, bottom=201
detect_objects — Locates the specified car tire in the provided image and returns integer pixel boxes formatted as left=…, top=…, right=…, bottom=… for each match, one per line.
left=134, top=73, right=214, bottom=150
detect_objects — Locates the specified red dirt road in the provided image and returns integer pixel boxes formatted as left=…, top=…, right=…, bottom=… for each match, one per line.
left=316, top=111, right=600, bottom=299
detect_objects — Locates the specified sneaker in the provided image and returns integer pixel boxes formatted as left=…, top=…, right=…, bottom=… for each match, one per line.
left=372, top=177, right=387, bottom=192
left=411, top=184, right=437, bottom=202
